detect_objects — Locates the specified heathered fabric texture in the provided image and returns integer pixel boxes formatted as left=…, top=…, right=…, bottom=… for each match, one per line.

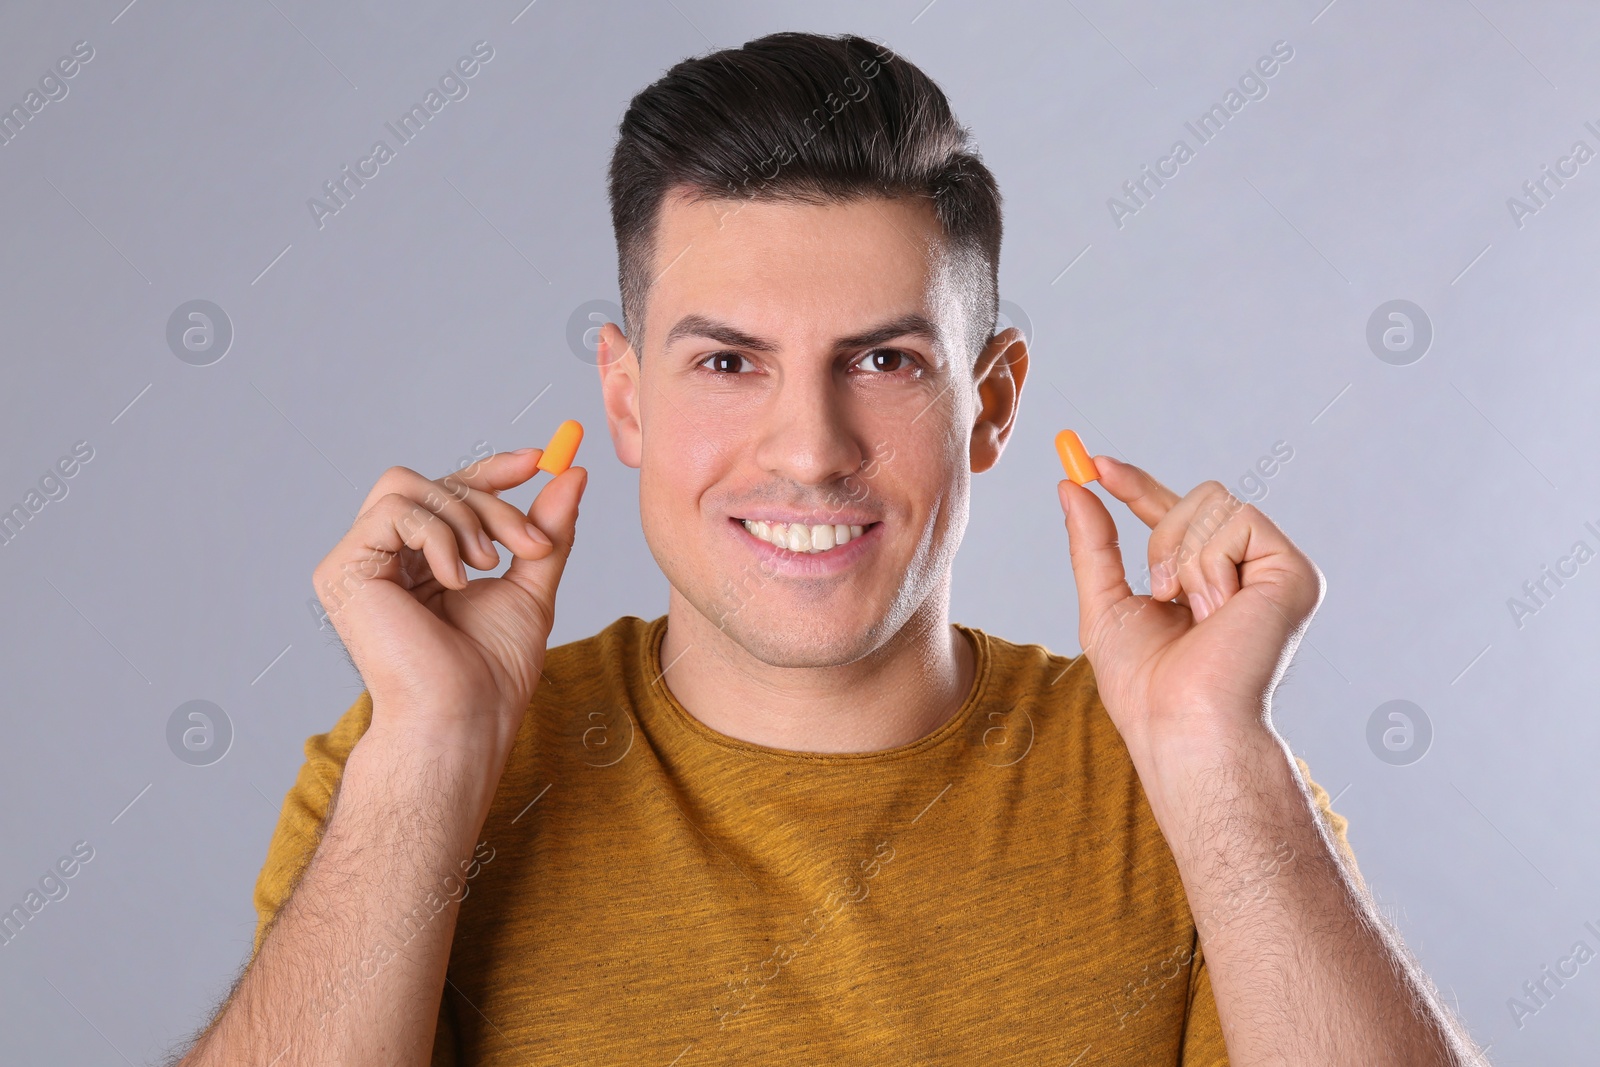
left=253, top=614, right=1356, bottom=1065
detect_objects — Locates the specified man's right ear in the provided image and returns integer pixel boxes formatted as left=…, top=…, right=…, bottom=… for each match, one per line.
left=596, top=322, right=642, bottom=469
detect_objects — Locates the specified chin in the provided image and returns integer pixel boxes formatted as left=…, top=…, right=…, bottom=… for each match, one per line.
left=712, top=602, right=882, bottom=669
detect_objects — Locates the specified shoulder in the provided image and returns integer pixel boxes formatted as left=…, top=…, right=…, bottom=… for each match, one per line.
left=959, top=626, right=1193, bottom=916
left=299, top=616, right=653, bottom=777
left=966, top=626, right=1091, bottom=695
left=959, top=624, right=1146, bottom=806
left=532, top=614, right=658, bottom=709
left=505, top=615, right=658, bottom=774
left=959, top=626, right=1363, bottom=885
left=960, top=624, right=1123, bottom=749
left=299, top=687, right=373, bottom=790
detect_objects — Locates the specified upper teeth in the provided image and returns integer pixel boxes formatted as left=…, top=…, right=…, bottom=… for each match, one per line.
left=742, top=520, right=865, bottom=553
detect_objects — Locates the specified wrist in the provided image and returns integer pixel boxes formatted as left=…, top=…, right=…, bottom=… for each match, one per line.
left=1134, top=720, right=1292, bottom=834
left=364, top=691, right=520, bottom=764
left=347, top=716, right=507, bottom=834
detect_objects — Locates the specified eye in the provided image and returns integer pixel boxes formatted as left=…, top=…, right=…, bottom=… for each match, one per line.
left=852, top=348, right=919, bottom=375
left=698, top=351, right=754, bottom=374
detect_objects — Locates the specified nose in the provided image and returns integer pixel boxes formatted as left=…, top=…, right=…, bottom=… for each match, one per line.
left=751, top=364, right=867, bottom=490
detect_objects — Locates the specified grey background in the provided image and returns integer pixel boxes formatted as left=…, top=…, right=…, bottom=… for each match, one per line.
left=1, top=0, right=1595, bottom=1062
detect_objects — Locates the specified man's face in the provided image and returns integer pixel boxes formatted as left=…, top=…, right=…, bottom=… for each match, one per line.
left=598, top=189, right=1025, bottom=668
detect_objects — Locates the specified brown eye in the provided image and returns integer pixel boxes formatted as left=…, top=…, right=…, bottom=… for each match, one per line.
left=701, top=352, right=749, bottom=373
left=857, top=349, right=910, bottom=373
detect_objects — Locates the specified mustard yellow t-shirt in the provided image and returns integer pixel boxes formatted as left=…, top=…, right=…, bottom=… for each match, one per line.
left=252, top=614, right=1357, bottom=1065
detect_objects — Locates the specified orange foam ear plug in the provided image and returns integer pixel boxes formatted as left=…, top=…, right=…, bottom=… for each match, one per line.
left=536, top=420, right=583, bottom=475
left=1054, top=429, right=1098, bottom=485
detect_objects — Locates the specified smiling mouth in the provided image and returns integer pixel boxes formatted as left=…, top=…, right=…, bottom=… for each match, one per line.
left=736, top=518, right=876, bottom=554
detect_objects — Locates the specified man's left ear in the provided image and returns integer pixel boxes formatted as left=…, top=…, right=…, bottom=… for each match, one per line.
left=970, top=326, right=1029, bottom=473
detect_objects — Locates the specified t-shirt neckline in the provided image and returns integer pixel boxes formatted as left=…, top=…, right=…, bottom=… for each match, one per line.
left=640, top=614, right=991, bottom=764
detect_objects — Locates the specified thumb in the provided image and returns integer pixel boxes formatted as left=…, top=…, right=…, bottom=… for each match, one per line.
left=1057, top=478, right=1133, bottom=647
left=502, top=465, right=587, bottom=614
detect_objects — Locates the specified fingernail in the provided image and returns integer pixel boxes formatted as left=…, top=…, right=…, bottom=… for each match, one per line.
left=512, top=447, right=537, bottom=455
left=525, top=522, right=552, bottom=546
left=1190, top=590, right=1210, bottom=621
left=476, top=530, right=494, bottom=558
left=456, top=558, right=468, bottom=585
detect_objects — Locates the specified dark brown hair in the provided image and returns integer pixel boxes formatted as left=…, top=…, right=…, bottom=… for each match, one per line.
left=607, top=31, right=1002, bottom=359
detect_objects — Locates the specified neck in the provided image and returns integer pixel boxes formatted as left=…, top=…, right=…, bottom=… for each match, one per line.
left=657, top=588, right=975, bottom=754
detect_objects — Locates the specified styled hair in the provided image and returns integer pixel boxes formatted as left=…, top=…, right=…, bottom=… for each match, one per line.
left=607, top=31, right=1002, bottom=360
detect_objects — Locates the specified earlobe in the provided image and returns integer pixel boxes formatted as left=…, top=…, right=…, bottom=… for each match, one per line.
left=596, top=323, right=644, bottom=469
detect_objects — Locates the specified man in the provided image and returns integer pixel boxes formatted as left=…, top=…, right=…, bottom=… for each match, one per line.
left=174, top=31, right=1486, bottom=1066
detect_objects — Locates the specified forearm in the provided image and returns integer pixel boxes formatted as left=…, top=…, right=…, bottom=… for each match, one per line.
left=1140, top=724, right=1482, bottom=1066
left=183, top=719, right=499, bottom=1067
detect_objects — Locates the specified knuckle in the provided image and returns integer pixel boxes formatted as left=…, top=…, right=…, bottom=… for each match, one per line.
left=1187, top=502, right=1234, bottom=540
left=374, top=491, right=413, bottom=515
left=378, top=464, right=417, bottom=487
left=417, top=485, right=450, bottom=513
left=391, top=501, right=439, bottom=544
left=414, top=504, right=447, bottom=534
left=434, top=474, right=471, bottom=505
left=1147, top=530, right=1179, bottom=559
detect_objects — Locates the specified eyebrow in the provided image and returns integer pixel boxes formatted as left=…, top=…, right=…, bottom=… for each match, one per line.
left=661, top=312, right=943, bottom=357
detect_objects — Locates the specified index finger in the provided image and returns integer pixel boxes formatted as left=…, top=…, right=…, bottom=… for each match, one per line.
left=445, top=447, right=547, bottom=495
left=358, top=449, right=546, bottom=519
left=1093, top=455, right=1183, bottom=530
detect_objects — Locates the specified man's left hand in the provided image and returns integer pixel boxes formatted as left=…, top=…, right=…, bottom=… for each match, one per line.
left=1056, top=456, right=1325, bottom=772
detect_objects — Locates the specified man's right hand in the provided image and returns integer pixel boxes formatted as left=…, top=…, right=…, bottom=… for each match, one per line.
left=179, top=449, right=587, bottom=1067
left=312, top=447, right=588, bottom=764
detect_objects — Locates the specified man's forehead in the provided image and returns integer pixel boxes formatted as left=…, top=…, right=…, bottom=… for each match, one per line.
left=654, top=186, right=944, bottom=267
left=646, top=190, right=973, bottom=358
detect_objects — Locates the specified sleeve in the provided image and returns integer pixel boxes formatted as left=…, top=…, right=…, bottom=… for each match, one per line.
left=249, top=690, right=461, bottom=1067
left=1176, top=759, right=1360, bottom=1066
left=249, top=690, right=373, bottom=958
left=1293, top=757, right=1364, bottom=891
left=1179, top=941, right=1228, bottom=1067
